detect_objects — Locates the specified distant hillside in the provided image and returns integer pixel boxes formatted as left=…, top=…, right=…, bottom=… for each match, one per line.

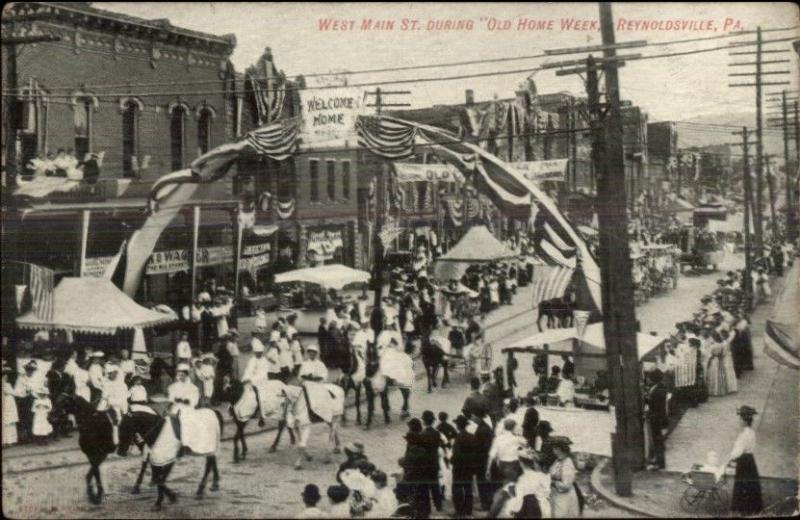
left=673, top=112, right=786, bottom=158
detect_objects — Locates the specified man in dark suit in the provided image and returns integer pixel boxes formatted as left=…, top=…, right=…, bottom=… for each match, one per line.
left=419, top=410, right=444, bottom=513
left=472, top=411, right=495, bottom=511
left=451, top=415, right=477, bottom=516
left=462, top=377, right=490, bottom=420
left=646, top=369, right=669, bottom=470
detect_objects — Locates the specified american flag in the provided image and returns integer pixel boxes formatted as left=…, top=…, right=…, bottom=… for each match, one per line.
left=531, top=264, right=574, bottom=310
left=355, top=116, right=416, bottom=160
left=29, top=263, right=54, bottom=321
left=246, top=71, right=286, bottom=125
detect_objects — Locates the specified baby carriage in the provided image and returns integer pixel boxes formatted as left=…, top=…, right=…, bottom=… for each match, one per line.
left=679, top=464, right=729, bottom=514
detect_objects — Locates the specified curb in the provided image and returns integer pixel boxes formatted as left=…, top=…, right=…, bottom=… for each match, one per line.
left=589, top=459, right=661, bottom=518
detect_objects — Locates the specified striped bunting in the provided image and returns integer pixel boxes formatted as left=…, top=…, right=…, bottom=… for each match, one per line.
left=246, top=120, right=299, bottom=161
left=29, top=263, right=55, bottom=322
left=531, top=264, right=574, bottom=310
left=355, top=116, right=416, bottom=160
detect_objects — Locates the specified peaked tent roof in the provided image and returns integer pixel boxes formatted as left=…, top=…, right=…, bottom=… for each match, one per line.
left=437, top=226, right=517, bottom=263
left=273, top=264, right=371, bottom=290
left=16, top=277, right=176, bottom=335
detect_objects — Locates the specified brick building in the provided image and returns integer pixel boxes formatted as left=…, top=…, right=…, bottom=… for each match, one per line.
left=2, top=2, right=240, bottom=308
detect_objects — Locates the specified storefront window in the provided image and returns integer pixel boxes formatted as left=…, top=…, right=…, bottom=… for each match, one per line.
left=327, top=160, right=336, bottom=201
left=121, top=99, right=140, bottom=178
left=74, top=97, right=93, bottom=161
left=309, top=160, right=319, bottom=202
left=197, top=107, right=213, bottom=155
left=170, top=105, right=186, bottom=170
left=342, top=161, right=351, bottom=200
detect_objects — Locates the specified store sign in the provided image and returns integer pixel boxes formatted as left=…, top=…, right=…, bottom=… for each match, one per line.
left=299, top=87, right=369, bottom=145
left=243, top=242, right=271, bottom=257
left=82, top=246, right=233, bottom=278
left=394, top=163, right=465, bottom=184
left=307, top=229, right=343, bottom=260
left=240, top=252, right=271, bottom=272
left=512, top=159, right=569, bottom=183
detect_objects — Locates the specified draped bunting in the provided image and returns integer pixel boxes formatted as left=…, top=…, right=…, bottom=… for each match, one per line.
left=246, top=119, right=300, bottom=161
left=355, top=116, right=417, bottom=160
left=245, top=70, right=286, bottom=125
left=275, top=198, right=295, bottom=220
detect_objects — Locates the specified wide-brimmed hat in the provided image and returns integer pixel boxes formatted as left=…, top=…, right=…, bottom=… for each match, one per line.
left=344, top=441, right=364, bottom=455
left=105, top=363, right=119, bottom=374
left=305, top=344, right=320, bottom=353
left=176, top=363, right=191, bottom=373
left=550, top=436, right=573, bottom=449
left=537, top=421, right=554, bottom=435
left=518, top=446, right=539, bottom=463
left=36, top=385, right=50, bottom=395
left=301, top=484, right=321, bottom=502
left=251, top=339, right=265, bottom=353
left=91, top=351, right=105, bottom=358
left=736, top=405, right=758, bottom=418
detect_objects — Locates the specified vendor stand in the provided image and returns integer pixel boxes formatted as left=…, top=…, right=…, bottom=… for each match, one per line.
left=269, top=264, right=372, bottom=334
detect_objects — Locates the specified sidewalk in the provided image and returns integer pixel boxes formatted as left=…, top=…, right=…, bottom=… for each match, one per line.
left=2, top=283, right=537, bottom=463
left=592, top=270, right=800, bottom=517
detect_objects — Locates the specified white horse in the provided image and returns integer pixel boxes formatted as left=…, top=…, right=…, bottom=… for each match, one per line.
left=118, top=408, right=223, bottom=509
left=280, top=382, right=345, bottom=470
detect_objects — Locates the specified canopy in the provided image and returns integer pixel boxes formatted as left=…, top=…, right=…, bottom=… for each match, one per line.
left=16, top=277, right=176, bottom=334
left=764, top=261, right=800, bottom=369
left=663, top=197, right=695, bottom=214
left=434, top=226, right=518, bottom=280
left=502, top=322, right=667, bottom=361
left=273, top=264, right=371, bottom=290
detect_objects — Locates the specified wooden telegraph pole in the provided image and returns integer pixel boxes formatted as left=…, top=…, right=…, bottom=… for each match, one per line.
left=734, top=127, right=755, bottom=309
left=364, top=88, right=410, bottom=311
left=597, top=2, right=644, bottom=495
left=764, top=154, right=778, bottom=239
left=729, top=27, right=791, bottom=256
left=547, top=10, right=646, bottom=495
left=766, top=91, right=799, bottom=242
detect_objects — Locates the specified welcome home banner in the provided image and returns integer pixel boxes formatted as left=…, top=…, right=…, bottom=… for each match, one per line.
left=511, top=159, right=569, bottom=183
left=299, top=87, right=369, bottom=145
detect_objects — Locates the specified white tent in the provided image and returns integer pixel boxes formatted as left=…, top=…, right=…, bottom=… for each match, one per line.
left=434, top=225, right=517, bottom=281
left=503, top=322, right=666, bottom=361
left=16, top=277, right=176, bottom=335
left=273, top=264, right=371, bottom=290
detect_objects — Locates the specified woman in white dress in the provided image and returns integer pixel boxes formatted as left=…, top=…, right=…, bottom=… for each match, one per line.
left=2, top=366, right=20, bottom=445
left=72, top=359, right=91, bottom=402
left=549, top=437, right=582, bottom=517
left=494, top=446, right=552, bottom=518
left=719, top=329, right=738, bottom=394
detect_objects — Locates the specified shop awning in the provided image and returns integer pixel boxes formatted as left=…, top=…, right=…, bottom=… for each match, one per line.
left=764, top=261, right=800, bottom=369
left=16, top=277, right=177, bottom=335
left=502, top=322, right=667, bottom=361
left=273, top=264, right=371, bottom=290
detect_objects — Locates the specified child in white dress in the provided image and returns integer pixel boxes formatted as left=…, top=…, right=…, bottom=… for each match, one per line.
left=32, top=386, right=53, bottom=444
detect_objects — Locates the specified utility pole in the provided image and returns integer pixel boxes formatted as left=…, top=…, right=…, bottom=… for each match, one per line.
left=766, top=91, right=799, bottom=242
left=765, top=154, right=778, bottom=239
left=728, top=27, right=791, bottom=257
left=734, top=127, right=754, bottom=310
left=598, top=2, right=643, bottom=496
left=364, top=88, right=410, bottom=312
left=570, top=98, right=578, bottom=191
left=548, top=26, right=644, bottom=495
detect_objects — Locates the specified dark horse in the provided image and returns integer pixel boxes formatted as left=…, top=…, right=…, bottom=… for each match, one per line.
left=537, top=295, right=576, bottom=330
left=420, top=336, right=449, bottom=393
left=337, top=343, right=366, bottom=425
left=218, top=377, right=295, bottom=463
left=57, top=393, right=116, bottom=504
left=117, top=409, right=224, bottom=509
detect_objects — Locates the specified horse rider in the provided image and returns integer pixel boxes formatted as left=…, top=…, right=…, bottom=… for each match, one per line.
left=167, top=363, right=199, bottom=416
left=241, top=338, right=270, bottom=418
left=176, top=332, right=193, bottom=367
left=98, top=364, right=128, bottom=445
left=298, top=344, right=328, bottom=383
left=87, top=351, right=106, bottom=402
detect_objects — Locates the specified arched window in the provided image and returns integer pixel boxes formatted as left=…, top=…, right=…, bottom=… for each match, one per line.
left=120, top=98, right=142, bottom=177
left=169, top=103, right=188, bottom=170
left=197, top=106, right=214, bottom=155
left=72, top=94, right=97, bottom=161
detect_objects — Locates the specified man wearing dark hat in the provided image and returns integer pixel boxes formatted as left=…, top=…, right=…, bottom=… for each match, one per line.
left=295, top=484, right=324, bottom=518
left=418, top=410, right=444, bottom=513
left=645, top=368, right=668, bottom=471
left=462, top=377, right=490, bottom=420
left=451, top=414, right=478, bottom=516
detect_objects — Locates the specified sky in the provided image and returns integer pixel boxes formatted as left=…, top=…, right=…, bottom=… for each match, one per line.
left=93, top=2, right=800, bottom=122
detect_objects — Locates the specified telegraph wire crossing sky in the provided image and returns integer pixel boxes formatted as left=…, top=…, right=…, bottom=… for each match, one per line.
left=92, top=2, right=800, bottom=122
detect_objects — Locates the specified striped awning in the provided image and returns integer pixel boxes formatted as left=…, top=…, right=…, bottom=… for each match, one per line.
left=531, top=264, right=574, bottom=309
left=764, top=261, right=800, bottom=369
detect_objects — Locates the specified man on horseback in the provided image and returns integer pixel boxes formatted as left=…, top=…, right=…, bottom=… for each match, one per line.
left=98, top=364, right=128, bottom=445
left=298, top=344, right=328, bottom=383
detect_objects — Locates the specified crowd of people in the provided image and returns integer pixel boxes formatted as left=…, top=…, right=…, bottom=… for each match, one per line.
left=24, top=148, right=102, bottom=182
left=293, top=369, right=588, bottom=519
